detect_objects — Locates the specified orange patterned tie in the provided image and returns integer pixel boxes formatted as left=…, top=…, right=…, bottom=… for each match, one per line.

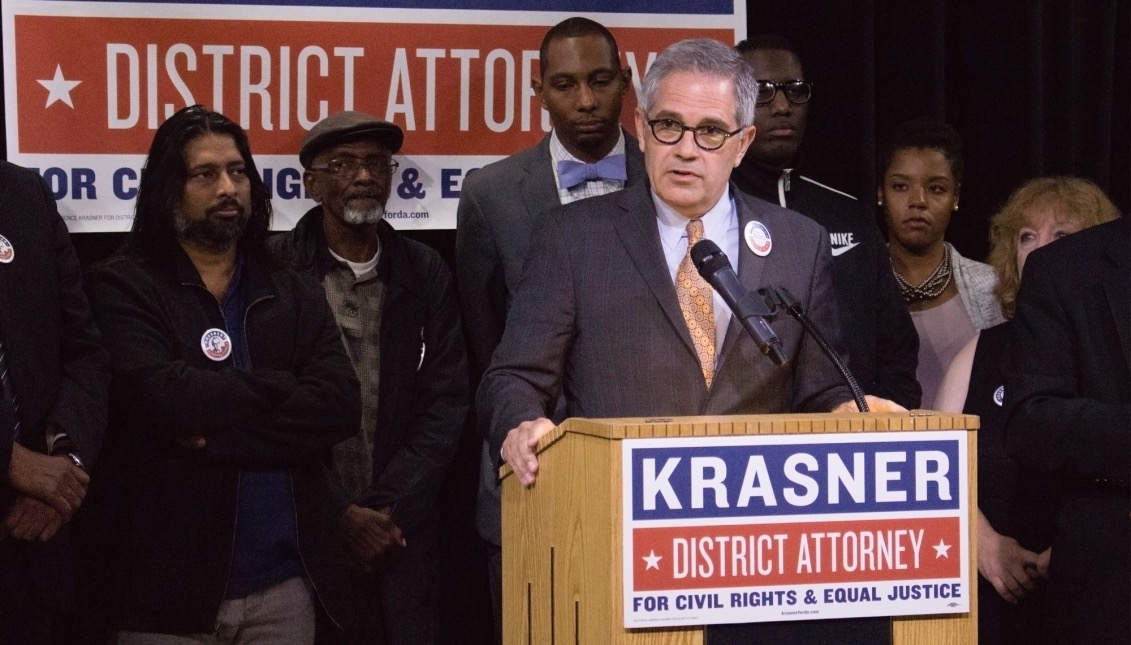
left=675, top=218, right=716, bottom=387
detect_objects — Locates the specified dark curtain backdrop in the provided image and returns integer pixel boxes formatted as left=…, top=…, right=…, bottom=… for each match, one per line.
left=0, top=3, right=1126, bottom=644
left=752, top=0, right=1129, bottom=261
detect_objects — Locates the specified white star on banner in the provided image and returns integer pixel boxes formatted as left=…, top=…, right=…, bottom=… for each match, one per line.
left=642, top=550, right=662, bottom=570
left=37, top=65, right=81, bottom=109
left=933, top=539, right=952, bottom=559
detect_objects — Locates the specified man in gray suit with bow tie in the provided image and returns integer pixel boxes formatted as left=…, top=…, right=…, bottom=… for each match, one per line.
left=455, top=17, right=645, bottom=641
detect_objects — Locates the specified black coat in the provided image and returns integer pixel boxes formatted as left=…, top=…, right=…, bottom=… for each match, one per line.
left=87, top=245, right=359, bottom=635
left=1003, top=216, right=1130, bottom=644
left=0, top=161, right=109, bottom=612
left=268, top=209, right=468, bottom=532
left=732, top=160, right=921, bottom=409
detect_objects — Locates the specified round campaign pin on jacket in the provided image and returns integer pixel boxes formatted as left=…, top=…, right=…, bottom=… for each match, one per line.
left=201, top=328, right=232, bottom=362
left=993, top=385, right=1005, bottom=406
left=745, top=221, right=772, bottom=257
left=0, top=235, right=14, bottom=263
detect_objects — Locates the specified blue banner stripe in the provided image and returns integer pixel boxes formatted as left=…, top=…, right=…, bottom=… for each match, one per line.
left=631, top=440, right=963, bottom=520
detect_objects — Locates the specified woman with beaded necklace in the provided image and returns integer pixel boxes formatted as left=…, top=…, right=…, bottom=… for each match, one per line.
left=877, top=118, right=1004, bottom=409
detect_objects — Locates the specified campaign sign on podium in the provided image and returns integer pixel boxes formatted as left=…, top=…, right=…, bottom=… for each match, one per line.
left=622, top=431, right=969, bottom=627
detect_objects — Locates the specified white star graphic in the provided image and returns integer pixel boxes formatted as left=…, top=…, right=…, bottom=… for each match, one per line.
left=933, top=539, right=952, bottom=559
left=37, top=65, right=81, bottom=109
left=642, top=550, right=662, bottom=570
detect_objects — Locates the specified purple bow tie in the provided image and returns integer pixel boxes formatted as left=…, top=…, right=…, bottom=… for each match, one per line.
left=557, top=154, right=627, bottom=189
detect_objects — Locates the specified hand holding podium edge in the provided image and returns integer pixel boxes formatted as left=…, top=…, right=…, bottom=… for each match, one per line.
left=832, top=394, right=907, bottom=414
left=501, top=417, right=556, bottom=487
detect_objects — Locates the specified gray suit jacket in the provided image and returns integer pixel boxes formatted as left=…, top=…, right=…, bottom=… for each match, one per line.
left=455, top=131, right=647, bottom=385
left=480, top=183, right=852, bottom=458
left=456, top=131, right=646, bottom=545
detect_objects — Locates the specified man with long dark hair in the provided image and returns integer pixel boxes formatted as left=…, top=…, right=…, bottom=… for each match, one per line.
left=86, top=105, right=360, bottom=643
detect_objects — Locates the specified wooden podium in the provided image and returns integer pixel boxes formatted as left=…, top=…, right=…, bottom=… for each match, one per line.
left=500, top=412, right=979, bottom=645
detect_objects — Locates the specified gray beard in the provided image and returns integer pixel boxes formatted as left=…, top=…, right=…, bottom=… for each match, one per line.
left=342, top=204, right=385, bottom=225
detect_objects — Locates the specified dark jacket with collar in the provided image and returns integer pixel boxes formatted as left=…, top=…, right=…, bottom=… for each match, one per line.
left=732, top=158, right=922, bottom=409
left=268, top=209, right=468, bottom=530
left=86, top=245, right=359, bottom=635
left=0, top=161, right=109, bottom=613
left=1002, top=216, right=1130, bottom=643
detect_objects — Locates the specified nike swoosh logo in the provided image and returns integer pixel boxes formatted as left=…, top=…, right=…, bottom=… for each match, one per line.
left=831, top=242, right=860, bottom=257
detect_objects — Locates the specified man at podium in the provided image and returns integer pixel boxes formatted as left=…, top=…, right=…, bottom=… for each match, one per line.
left=478, top=37, right=905, bottom=645
left=479, top=38, right=901, bottom=489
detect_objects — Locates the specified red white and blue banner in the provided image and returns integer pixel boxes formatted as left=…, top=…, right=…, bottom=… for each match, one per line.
left=622, top=431, right=970, bottom=627
left=3, top=0, right=744, bottom=232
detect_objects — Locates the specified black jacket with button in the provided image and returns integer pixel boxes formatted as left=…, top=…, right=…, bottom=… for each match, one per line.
left=0, top=161, right=109, bottom=614
left=86, top=244, right=359, bottom=635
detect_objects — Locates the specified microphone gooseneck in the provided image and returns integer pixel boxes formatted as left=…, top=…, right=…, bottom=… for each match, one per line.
left=763, top=286, right=870, bottom=412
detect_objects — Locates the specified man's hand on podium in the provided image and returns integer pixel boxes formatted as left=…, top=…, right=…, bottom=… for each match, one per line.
left=501, top=417, right=555, bottom=487
left=832, top=395, right=907, bottom=414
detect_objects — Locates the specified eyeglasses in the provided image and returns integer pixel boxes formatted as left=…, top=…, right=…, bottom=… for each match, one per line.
left=645, top=118, right=745, bottom=151
left=310, top=157, right=399, bottom=179
left=755, top=80, right=813, bottom=105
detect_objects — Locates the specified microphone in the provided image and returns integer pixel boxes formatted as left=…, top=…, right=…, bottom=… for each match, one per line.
left=690, top=239, right=788, bottom=367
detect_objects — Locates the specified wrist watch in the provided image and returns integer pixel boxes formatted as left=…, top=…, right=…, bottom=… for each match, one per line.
left=65, top=452, right=86, bottom=471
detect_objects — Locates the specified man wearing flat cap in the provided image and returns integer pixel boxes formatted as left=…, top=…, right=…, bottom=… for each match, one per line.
left=270, top=111, right=468, bottom=644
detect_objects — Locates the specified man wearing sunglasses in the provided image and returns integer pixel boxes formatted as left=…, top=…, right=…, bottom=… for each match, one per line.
left=269, top=111, right=469, bottom=644
left=732, top=35, right=921, bottom=413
